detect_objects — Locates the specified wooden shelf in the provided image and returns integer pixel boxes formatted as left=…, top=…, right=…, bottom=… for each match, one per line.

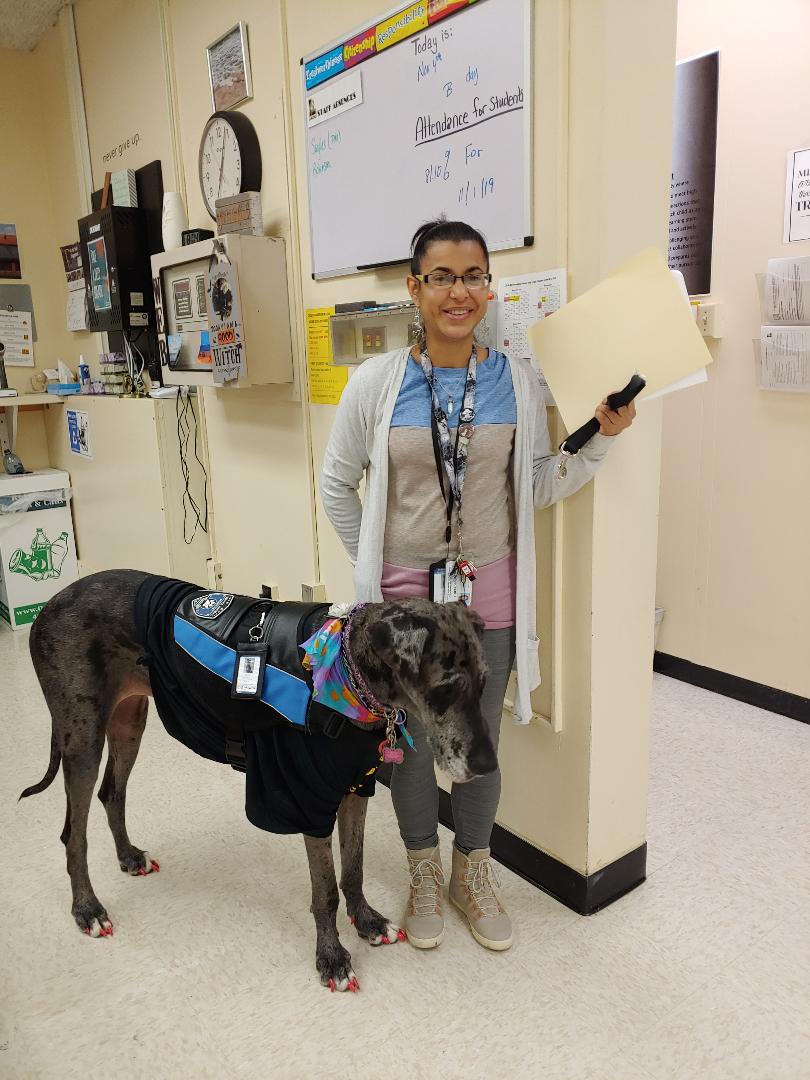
left=0, top=394, right=65, bottom=407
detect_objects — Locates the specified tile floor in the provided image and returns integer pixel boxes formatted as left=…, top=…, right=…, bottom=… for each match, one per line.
left=2, top=623, right=809, bottom=1080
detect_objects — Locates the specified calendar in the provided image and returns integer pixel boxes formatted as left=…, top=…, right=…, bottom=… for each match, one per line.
left=496, top=269, right=566, bottom=405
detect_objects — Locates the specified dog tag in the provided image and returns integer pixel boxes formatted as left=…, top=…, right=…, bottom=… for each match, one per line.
left=231, top=643, right=267, bottom=700
left=382, top=745, right=404, bottom=764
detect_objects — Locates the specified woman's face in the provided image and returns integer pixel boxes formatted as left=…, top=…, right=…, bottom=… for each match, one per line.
left=407, top=239, right=489, bottom=345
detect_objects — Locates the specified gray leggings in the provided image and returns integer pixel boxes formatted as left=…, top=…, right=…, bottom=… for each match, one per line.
left=390, top=626, right=517, bottom=854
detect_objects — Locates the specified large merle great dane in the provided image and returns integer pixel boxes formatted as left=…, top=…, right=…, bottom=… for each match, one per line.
left=20, top=570, right=496, bottom=991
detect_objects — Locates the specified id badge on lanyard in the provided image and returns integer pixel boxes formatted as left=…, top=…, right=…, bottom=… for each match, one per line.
left=429, top=558, right=474, bottom=605
left=422, top=348, right=478, bottom=607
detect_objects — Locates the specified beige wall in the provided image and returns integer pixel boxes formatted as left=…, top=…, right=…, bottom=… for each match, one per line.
left=0, top=30, right=94, bottom=463
left=66, top=0, right=318, bottom=600
left=656, top=0, right=810, bottom=698
left=74, top=0, right=176, bottom=190
left=45, top=397, right=170, bottom=576
left=165, top=0, right=318, bottom=598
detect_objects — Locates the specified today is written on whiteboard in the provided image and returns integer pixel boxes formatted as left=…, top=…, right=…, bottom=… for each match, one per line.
left=302, top=0, right=532, bottom=277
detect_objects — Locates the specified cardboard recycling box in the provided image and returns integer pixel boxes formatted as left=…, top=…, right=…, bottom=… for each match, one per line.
left=0, top=469, right=79, bottom=630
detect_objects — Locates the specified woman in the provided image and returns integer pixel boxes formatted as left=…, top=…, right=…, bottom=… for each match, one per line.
left=320, top=219, right=635, bottom=952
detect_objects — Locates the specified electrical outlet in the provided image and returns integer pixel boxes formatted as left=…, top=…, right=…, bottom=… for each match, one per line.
left=302, top=582, right=327, bottom=603
left=260, top=582, right=280, bottom=600
left=206, top=560, right=222, bottom=589
left=697, top=302, right=723, bottom=339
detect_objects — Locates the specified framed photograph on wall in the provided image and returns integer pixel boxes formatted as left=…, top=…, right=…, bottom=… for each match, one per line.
left=207, top=22, right=252, bottom=111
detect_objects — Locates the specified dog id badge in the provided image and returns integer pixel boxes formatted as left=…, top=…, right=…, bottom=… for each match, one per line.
left=231, top=642, right=267, bottom=700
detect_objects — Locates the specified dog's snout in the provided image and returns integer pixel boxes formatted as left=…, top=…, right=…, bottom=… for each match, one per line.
left=468, top=734, right=498, bottom=777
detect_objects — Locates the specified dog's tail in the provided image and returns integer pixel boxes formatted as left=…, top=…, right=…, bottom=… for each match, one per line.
left=19, top=737, right=61, bottom=800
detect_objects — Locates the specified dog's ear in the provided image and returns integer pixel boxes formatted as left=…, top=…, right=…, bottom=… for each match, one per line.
left=369, top=618, right=430, bottom=684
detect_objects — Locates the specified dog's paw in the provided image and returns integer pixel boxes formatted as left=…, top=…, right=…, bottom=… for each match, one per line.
left=350, top=908, right=406, bottom=947
left=119, top=848, right=160, bottom=876
left=316, top=944, right=360, bottom=993
left=72, top=901, right=113, bottom=939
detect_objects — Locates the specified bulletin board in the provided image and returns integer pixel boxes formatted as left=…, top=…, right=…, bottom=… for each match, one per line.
left=302, top=0, right=532, bottom=278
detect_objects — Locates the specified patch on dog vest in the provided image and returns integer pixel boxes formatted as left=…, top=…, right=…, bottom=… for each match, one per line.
left=191, top=592, right=234, bottom=620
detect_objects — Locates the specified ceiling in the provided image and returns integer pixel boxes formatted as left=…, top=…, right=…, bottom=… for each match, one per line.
left=0, top=0, right=70, bottom=51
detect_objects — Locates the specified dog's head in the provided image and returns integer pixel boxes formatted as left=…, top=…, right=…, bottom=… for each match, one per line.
left=352, top=599, right=497, bottom=783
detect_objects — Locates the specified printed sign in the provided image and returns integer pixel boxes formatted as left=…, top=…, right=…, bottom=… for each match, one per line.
left=67, top=409, right=92, bottom=459
left=668, top=52, right=718, bottom=295
left=784, top=147, right=810, bottom=244
left=343, top=29, right=376, bottom=68
left=87, top=237, right=112, bottom=313
left=307, top=70, right=363, bottom=128
left=205, top=260, right=245, bottom=384
left=304, top=0, right=473, bottom=90
left=0, top=309, right=34, bottom=366
left=306, top=306, right=348, bottom=405
left=8, top=526, right=70, bottom=582
left=304, top=45, right=345, bottom=91
left=376, top=1, right=428, bottom=51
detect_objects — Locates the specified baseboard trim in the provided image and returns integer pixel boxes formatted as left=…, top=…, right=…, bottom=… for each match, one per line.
left=376, top=766, right=646, bottom=915
left=654, top=652, right=810, bottom=725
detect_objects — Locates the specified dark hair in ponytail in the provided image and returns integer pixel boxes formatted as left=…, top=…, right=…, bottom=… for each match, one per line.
left=409, top=216, right=489, bottom=275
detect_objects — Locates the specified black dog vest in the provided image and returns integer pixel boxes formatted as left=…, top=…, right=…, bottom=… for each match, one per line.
left=134, top=575, right=381, bottom=838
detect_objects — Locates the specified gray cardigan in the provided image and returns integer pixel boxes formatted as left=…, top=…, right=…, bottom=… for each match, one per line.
left=319, top=347, right=611, bottom=723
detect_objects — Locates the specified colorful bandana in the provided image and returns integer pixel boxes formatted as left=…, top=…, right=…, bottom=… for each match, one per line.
left=301, top=618, right=379, bottom=725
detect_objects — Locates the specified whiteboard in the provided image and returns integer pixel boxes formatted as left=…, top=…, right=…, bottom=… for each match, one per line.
left=302, top=0, right=532, bottom=278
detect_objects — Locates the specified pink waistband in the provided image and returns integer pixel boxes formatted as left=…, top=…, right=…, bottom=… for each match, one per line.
left=381, top=551, right=516, bottom=629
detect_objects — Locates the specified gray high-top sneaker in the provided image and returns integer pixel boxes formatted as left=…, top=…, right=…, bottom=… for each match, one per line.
left=404, top=844, right=446, bottom=949
left=449, top=846, right=513, bottom=950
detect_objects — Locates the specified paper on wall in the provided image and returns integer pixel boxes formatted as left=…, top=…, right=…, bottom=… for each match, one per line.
left=783, top=147, right=810, bottom=244
left=758, top=325, right=810, bottom=391
left=306, top=306, right=348, bottom=405
left=66, top=290, right=88, bottom=332
left=527, top=247, right=713, bottom=430
left=496, top=269, right=566, bottom=406
left=0, top=309, right=35, bottom=366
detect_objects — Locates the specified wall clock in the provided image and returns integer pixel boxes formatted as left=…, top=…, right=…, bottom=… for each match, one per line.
left=198, top=111, right=262, bottom=219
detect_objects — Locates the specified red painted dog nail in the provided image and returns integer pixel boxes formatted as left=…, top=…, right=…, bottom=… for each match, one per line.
left=397, top=929, right=407, bottom=941
left=381, top=936, right=391, bottom=945
left=151, top=861, right=160, bottom=871
left=329, top=978, right=335, bottom=992
left=349, top=916, right=355, bottom=925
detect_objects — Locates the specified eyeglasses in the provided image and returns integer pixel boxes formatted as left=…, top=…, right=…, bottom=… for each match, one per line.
left=414, top=271, right=492, bottom=290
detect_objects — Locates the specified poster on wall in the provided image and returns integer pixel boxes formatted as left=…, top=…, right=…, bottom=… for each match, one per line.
left=67, top=409, right=92, bottom=459
left=783, top=147, right=810, bottom=244
left=0, top=309, right=34, bottom=366
left=496, top=270, right=566, bottom=406
left=0, top=224, right=22, bottom=279
left=668, top=51, right=719, bottom=296
left=205, top=260, right=245, bottom=384
left=87, top=237, right=112, bottom=313
left=306, top=306, right=348, bottom=405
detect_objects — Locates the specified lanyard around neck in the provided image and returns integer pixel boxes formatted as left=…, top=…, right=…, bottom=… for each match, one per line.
left=419, top=347, right=477, bottom=548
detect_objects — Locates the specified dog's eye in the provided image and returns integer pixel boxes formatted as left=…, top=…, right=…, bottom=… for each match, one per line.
left=427, top=679, right=459, bottom=715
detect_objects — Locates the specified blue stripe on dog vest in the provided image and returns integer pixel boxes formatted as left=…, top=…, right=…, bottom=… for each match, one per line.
left=173, top=615, right=309, bottom=728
